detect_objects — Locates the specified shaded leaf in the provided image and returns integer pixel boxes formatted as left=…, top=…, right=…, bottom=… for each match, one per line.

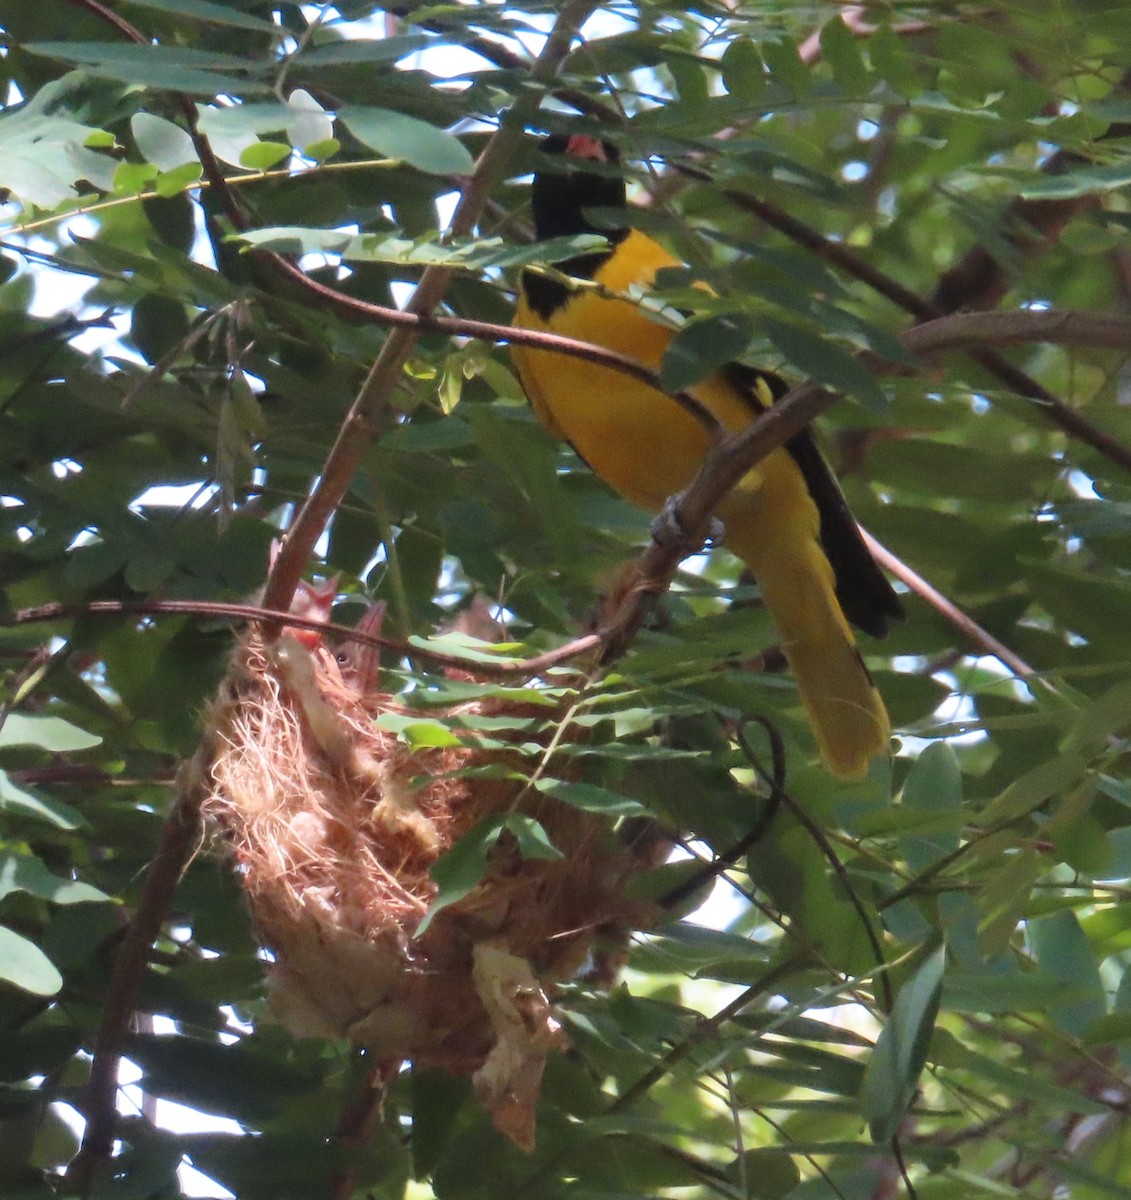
left=863, top=940, right=945, bottom=1142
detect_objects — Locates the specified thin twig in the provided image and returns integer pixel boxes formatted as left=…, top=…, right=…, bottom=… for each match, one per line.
left=657, top=711, right=786, bottom=912
left=735, top=721, right=892, bottom=1012
left=860, top=531, right=1036, bottom=680
left=0, top=598, right=601, bottom=680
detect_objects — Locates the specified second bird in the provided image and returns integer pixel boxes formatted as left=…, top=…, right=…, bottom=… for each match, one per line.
left=510, top=133, right=903, bottom=781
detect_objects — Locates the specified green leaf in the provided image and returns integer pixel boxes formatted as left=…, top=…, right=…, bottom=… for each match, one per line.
left=236, top=226, right=605, bottom=270
left=764, top=318, right=886, bottom=411
left=726, top=1147, right=801, bottom=1198
left=975, top=847, right=1042, bottom=959
left=410, top=1067, right=471, bottom=1178
left=113, top=0, right=278, bottom=31
left=533, top=777, right=649, bottom=816
left=900, top=742, right=962, bottom=873
left=659, top=312, right=755, bottom=392
left=125, top=1033, right=322, bottom=1122
left=977, top=753, right=1087, bottom=825
left=869, top=23, right=922, bottom=98
left=863, top=939, right=945, bottom=1142
left=943, top=969, right=1096, bottom=1014
left=303, top=137, right=340, bottom=163
left=376, top=712, right=463, bottom=748
left=0, top=772, right=86, bottom=830
left=819, top=16, right=870, bottom=94
left=238, top=141, right=292, bottom=171
left=502, top=814, right=563, bottom=861
left=1029, top=909, right=1106, bottom=1038
left=297, top=34, right=434, bottom=67
left=131, top=113, right=197, bottom=172
left=0, top=926, right=62, bottom=996
left=761, top=37, right=810, bottom=92
left=0, top=714, right=102, bottom=751
left=338, top=106, right=473, bottom=175
left=23, top=42, right=270, bottom=96
left=0, top=852, right=108, bottom=904
left=1064, top=679, right=1131, bottom=754
left=0, top=102, right=117, bottom=208
left=632, top=924, right=771, bottom=977
left=1015, top=159, right=1131, bottom=200
left=417, top=815, right=507, bottom=936
left=720, top=38, right=766, bottom=102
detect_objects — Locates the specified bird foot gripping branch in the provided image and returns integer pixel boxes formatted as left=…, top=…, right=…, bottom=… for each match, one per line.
left=649, top=496, right=727, bottom=555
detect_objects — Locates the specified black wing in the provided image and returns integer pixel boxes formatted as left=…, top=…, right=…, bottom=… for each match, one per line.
left=723, top=363, right=904, bottom=638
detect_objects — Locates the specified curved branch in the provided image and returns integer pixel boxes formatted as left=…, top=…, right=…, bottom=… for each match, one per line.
left=595, top=305, right=1131, bottom=657
left=0, top=598, right=601, bottom=679
left=718, top=188, right=1131, bottom=474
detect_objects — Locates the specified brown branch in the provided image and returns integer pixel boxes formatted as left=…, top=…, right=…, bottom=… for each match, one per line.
left=328, top=1060, right=394, bottom=1200
left=595, top=306, right=1131, bottom=659
left=720, top=188, right=1131, bottom=475
left=413, top=19, right=621, bottom=124
left=252, top=257, right=725, bottom=436
left=902, top=308, right=1131, bottom=357
left=932, top=149, right=1102, bottom=314
left=262, top=1, right=597, bottom=613
left=798, top=7, right=932, bottom=65
left=860, top=531, right=1036, bottom=680
left=65, top=0, right=147, bottom=40
left=0, top=597, right=603, bottom=680
left=67, top=778, right=201, bottom=1192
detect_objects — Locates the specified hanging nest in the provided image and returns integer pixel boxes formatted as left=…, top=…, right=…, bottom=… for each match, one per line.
left=200, top=628, right=654, bottom=1149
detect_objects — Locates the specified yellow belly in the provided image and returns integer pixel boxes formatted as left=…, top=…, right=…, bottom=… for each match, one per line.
left=511, top=230, right=813, bottom=532
left=510, top=229, right=890, bottom=780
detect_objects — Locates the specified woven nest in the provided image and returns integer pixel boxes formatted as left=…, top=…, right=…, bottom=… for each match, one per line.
left=201, top=631, right=652, bottom=1149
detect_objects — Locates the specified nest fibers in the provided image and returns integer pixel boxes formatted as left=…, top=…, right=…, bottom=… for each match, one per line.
left=201, top=632, right=653, bottom=1149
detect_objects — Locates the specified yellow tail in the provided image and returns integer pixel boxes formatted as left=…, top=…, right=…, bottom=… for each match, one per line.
left=727, top=521, right=891, bottom=781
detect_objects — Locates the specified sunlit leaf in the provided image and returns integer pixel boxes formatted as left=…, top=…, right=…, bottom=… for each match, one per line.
left=0, top=926, right=62, bottom=996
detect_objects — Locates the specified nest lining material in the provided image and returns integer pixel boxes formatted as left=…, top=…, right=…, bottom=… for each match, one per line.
left=201, top=632, right=651, bottom=1149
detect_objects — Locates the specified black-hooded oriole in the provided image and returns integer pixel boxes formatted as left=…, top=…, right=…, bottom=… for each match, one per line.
left=511, top=134, right=902, bottom=780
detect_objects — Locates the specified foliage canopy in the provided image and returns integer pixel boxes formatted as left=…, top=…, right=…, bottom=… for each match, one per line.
left=4, top=1, right=1131, bottom=1197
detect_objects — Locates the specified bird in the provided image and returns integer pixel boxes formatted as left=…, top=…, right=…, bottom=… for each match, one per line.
left=510, top=133, right=904, bottom=781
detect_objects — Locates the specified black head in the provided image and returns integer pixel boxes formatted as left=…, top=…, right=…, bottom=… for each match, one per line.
left=530, top=134, right=627, bottom=241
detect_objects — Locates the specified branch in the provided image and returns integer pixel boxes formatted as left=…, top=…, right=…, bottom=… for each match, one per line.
left=902, top=308, right=1131, bottom=357
left=595, top=305, right=1131, bottom=659
left=67, top=779, right=202, bottom=1192
left=860, top=532, right=1036, bottom=681
left=932, top=149, right=1104, bottom=314
left=258, top=257, right=725, bottom=435
left=720, top=188, right=1131, bottom=475
left=797, top=7, right=932, bottom=65
left=0, top=597, right=602, bottom=680
left=261, top=0, right=597, bottom=612
left=407, top=14, right=621, bottom=124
